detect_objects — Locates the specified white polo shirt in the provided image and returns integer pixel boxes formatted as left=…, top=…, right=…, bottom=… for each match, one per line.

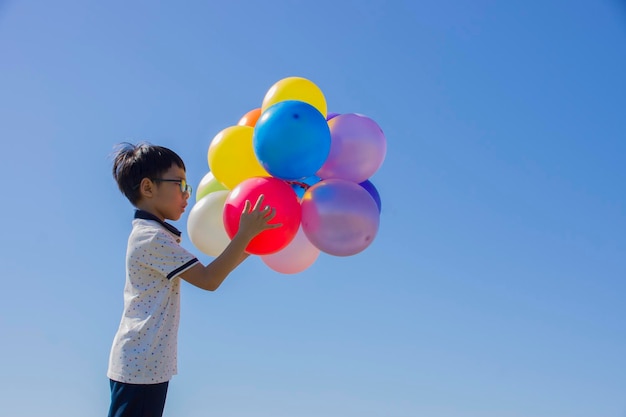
left=108, top=210, right=199, bottom=384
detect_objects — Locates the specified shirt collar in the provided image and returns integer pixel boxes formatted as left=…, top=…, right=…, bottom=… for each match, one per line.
left=134, top=209, right=182, bottom=237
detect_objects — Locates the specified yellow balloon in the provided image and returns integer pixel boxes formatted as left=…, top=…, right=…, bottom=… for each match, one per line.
left=261, top=77, right=327, bottom=117
left=207, top=126, right=269, bottom=189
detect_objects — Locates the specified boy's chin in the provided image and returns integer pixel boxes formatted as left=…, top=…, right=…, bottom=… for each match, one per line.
left=164, top=210, right=183, bottom=221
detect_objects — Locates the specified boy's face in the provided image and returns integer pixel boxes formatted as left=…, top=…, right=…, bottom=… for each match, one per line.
left=148, top=164, right=190, bottom=221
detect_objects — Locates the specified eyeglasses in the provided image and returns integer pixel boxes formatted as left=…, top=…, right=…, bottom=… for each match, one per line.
left=151, top=178, right=192, bottom=195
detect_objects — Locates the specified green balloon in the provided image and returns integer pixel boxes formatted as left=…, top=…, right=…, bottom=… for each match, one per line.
left=196, top=171, right=228, bottom=202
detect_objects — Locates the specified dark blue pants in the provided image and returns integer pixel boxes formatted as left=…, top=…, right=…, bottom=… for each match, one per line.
left=108, top=379, right=169, bottom=417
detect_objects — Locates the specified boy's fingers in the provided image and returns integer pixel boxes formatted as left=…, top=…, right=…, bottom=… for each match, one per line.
left=242, top=200, right=251, bottom=214
left=252, top=195, right=265, bottom=211
left=263, top=209, right=277, bottom=220
left=264, top=209, right=282, bottom=228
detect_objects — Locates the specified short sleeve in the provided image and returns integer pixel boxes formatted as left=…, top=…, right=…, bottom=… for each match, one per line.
left=148, top=230, right=199, bottom=279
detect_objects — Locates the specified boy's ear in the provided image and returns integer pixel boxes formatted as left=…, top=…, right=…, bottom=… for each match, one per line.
left=139, top=178, right=155, bottom=198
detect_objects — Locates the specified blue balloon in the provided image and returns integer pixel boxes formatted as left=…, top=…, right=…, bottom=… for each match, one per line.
left=359, top=180, right=382, bottom=213
left=254, top=100, right=331, bottom=180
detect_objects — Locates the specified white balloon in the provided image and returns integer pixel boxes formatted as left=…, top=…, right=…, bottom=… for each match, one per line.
left=261, top=225, right=320, bottom=274
left=187, top=190, right=231, bottom=257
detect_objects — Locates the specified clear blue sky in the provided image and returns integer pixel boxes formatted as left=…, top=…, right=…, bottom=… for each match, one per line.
left=1, top=1, right=625, bottom=416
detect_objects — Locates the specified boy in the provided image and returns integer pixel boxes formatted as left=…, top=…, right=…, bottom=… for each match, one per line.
left=108, top=143, right=280, bottom=417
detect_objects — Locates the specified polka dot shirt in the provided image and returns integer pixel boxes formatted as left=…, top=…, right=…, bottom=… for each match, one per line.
left=108, top=211, right=198, bottom=384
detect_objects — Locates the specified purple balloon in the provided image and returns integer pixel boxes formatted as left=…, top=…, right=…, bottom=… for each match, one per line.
left=359, top=180, right=382, bottom=213
left=301, top=179, right=380, bottom=256
left=326, top=112, right=340, bottom=121
left=317, top=113, right=387, bottom=183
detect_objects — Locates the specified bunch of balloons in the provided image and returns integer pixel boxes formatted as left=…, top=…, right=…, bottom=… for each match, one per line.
left=187, top=76, right=386, bottom=274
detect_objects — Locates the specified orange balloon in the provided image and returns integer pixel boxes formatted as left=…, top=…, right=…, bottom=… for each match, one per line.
left=237, top=108, right=262, bottom=127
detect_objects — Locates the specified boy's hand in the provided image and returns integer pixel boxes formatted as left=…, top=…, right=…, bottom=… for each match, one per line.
left=237, top=194, right=283, bottom=240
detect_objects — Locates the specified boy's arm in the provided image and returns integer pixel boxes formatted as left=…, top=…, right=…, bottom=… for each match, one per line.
left=180, top=232, right=252, bottom=291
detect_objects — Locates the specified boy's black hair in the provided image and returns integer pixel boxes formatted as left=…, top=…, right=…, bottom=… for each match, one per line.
left=112, top=142, right=186, bottom=205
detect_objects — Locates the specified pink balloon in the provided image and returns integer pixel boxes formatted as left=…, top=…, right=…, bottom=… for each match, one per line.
left=261, top=226, right=320, bottom=274
left=316, top=113, right=386, bottom=183
left=301, top=179, right=380, bottom=256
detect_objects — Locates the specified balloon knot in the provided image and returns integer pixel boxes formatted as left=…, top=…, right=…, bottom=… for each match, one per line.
left=286, top=180, right=311, bottom=190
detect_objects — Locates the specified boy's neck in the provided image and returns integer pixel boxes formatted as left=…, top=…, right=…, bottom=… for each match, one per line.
left=135, top=202, right=164, bottom=221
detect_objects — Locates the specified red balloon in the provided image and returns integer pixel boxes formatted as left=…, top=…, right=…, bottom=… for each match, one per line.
left=223, top=177, right=301, bottom=255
